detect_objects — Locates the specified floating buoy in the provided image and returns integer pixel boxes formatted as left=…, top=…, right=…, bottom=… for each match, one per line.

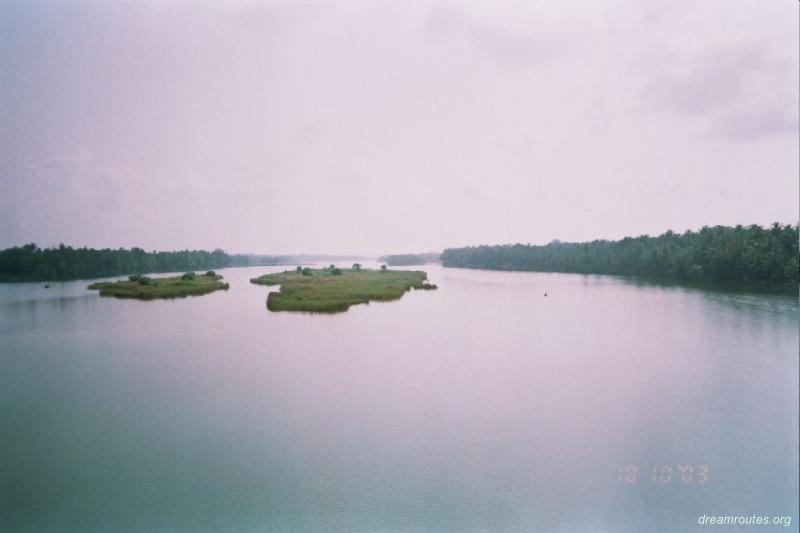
left=544, top=292, right=547, bottom=297
left=44, top=284, right=50, bottom=289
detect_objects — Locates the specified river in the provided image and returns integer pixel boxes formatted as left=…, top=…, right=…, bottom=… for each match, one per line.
left=1, top=264, right=797, bottom=531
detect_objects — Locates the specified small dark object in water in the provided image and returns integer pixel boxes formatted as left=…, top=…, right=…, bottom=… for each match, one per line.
left=44, top=284, right=50, bottom=289
left=544, top=292, right=547, bottom=297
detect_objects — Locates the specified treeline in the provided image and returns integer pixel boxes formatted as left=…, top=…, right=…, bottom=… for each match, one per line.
left=0, top=244, right=279, bottom=282
left=380, top=253, right=441, bottom=266
left=441, top=224, right=799, bottom=287
left=228, top=253, right=283, bottom=268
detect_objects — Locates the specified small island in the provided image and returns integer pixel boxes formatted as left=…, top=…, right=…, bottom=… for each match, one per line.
left=250, top=264, right=437, bottom=313
left=88, top=271, right=230, bottom=299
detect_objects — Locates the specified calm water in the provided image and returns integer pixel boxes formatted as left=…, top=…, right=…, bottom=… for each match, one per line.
left=1, top=265, right=798, bottom=532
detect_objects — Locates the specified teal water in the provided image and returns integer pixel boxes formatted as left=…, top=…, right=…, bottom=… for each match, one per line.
left=1, top=265, right=797, bottom=532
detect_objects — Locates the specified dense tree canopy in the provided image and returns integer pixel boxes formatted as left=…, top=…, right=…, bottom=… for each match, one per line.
left=441, top=224, right=799, bottom=287
left=0, top=244, right=279, bottom=282
left=379, top=253, right=441, bottom=266
left=0, top=244, right=231, bottom=282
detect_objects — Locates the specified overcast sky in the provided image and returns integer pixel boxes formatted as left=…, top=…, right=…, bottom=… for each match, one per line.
left=1, top=0, right=797, bottom=255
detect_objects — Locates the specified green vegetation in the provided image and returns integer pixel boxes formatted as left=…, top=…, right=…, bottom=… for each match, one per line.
left=0, top=244, right=392, bottom=284
left=442, top=223, right=799, bottom=289
left=0, top=244, right=287, bottom=282
left=379, top=253, right=441, bottom=266
left=0, top=244, right=230, bottom=282
left=128, top=274, right=153, bottom=286
left=250, top=267, right=437, bottom=312
left=88, top=272, right=230, bottom=299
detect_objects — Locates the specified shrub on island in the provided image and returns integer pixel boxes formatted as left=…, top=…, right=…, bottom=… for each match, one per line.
left=89, top=273, right=229, bottom=299
left=250, top=267, right=437, bottom=313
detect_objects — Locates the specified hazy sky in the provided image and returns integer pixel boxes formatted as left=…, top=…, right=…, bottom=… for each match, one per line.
left=1, top=0, right=797, bottom=255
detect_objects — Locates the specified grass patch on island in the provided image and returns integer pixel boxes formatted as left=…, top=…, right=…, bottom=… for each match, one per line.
left=250, top=265, right=437, bottom=313
left=88, top=271, right=230, bottom=299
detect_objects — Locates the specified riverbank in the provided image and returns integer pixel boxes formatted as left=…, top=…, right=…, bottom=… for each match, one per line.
left=441, top=224, right=799, bottom=292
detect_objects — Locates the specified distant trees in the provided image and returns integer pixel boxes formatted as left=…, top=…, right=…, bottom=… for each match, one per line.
left=441, top=224, right=799, bottom=287
left=380, top=265, right=387, bottom=272
left=226, top=253, right=282, bottom=267
left=352, top=263, right=362, bottom=271
left=0, top=244, right=234, bottom=282
left=379, top=253, right=440, bottom=266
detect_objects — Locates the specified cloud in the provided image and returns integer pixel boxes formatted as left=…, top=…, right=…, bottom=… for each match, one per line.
left=1, top=1, right=796, bottom=252
left=709, top=105, right=797, bottom=142
left=423, top=1, right=571, bottom=66
left=638, top=41, right=798, bottom=142
left=26, top=147, right=145, bottom=212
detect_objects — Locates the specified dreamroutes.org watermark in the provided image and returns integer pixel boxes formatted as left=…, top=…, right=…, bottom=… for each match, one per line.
left=698, top=514, right=792, bottom=527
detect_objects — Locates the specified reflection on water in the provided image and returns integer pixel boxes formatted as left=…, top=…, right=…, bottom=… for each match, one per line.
left=1, top=265, right=797, bottom=531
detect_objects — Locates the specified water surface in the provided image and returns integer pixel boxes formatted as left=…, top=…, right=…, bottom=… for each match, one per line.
left=1, top=265, right=797, bottom=532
